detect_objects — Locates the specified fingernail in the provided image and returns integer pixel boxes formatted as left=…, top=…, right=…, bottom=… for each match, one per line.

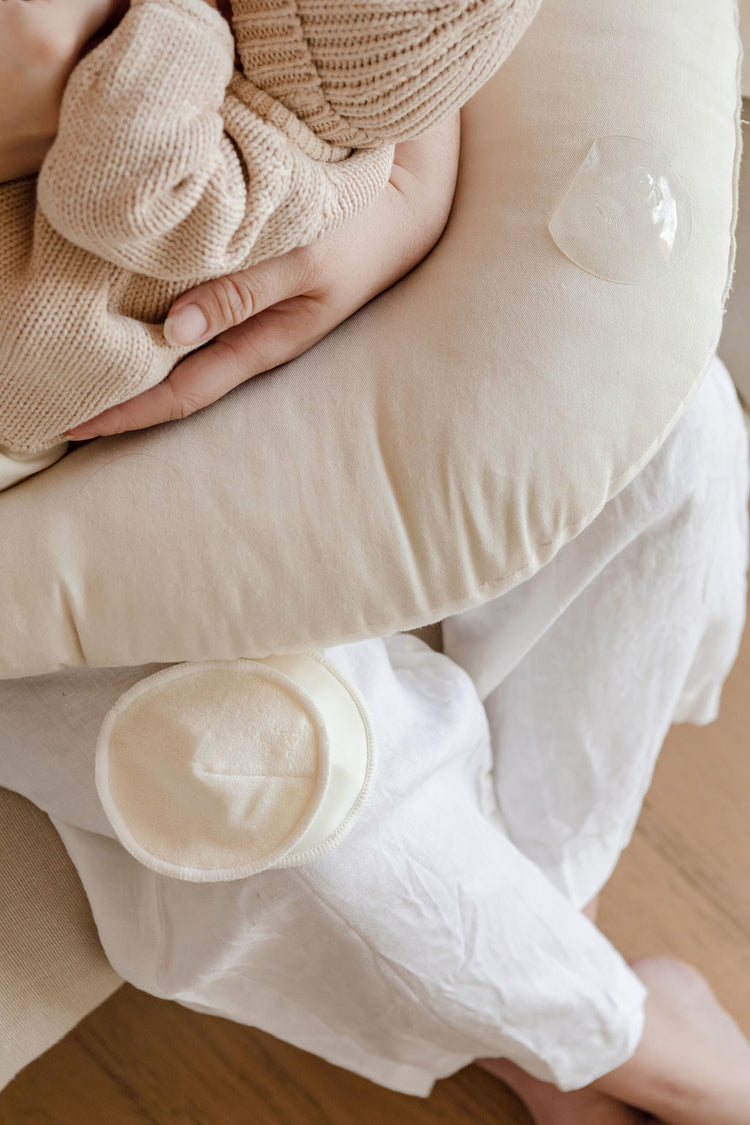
left=164, top=303, right=208, bottom=346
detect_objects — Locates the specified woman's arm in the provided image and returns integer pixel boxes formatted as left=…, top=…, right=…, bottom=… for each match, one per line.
left=67, top=113, right=461, bottom=439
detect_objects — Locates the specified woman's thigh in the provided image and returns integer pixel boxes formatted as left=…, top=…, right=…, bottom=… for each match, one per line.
left=47, top=633, right=648, bottom=1093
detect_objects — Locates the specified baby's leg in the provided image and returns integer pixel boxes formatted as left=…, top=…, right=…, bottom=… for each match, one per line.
left=0, top=0, right=125, bottom=182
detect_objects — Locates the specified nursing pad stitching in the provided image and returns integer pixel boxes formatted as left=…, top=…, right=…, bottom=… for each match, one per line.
left=95, top=652, right=376, bottom=879
left=271, top=650, right=377, bottom=868
left=95, top=659, right=332, bottom=877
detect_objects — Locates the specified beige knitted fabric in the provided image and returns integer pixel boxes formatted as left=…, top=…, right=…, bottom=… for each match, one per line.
left=0, top=0, right=540, bottom=453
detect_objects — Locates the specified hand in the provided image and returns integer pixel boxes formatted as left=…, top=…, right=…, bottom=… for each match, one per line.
left=0, top=0, right=127, bottom=183
left=67, top=114, right=461, bottom=439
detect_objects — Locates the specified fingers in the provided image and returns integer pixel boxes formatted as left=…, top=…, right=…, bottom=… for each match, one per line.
left=67, top=296, right=327, bottom=438
left=67, top=334, right=251, bottom=438
left=67, top=370, right=198, bottom=439
left=67, top=125, right=459, bottom=440
left=164, top=248, right=314, bottom=347
left=72, top=251, right=319, bottom=438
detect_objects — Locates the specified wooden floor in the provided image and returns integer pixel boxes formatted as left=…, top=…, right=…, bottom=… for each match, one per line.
left=0, top=574, right=748, bottom=1123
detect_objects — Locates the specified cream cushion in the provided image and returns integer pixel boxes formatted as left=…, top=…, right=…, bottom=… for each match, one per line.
left=0, top=0, right=741, bottom=678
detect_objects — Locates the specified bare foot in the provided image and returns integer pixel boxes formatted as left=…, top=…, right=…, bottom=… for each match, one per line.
left=596, top=956, right=750, bottom=1125
left=477, top=1057, right=654, bottom=1125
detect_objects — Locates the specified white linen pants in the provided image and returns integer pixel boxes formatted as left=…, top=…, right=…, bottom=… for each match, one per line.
left=1, top=356, right=747, bottom=1097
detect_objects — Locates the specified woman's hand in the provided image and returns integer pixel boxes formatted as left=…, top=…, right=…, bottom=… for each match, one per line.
left=67, top=114, right=461, bottom=439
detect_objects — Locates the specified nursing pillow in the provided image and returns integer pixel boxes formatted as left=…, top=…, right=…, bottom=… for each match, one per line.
left=0, top=0, right=741, bottom=679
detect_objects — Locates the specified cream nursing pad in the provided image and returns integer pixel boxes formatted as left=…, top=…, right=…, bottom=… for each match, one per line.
left=94, top=653, right=376, bottom=881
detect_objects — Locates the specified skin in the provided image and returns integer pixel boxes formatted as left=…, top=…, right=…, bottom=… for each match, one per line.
left=0, top=0, right=128, bottom=182
left=479, top=896, right=750, bottom=1125
left=67, top=116, right=464, bottom=439
left=3, top=9, right=750, bottom=1122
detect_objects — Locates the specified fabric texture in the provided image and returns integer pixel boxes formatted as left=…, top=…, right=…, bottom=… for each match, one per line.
left=0, top=441, right=66, bottom=492
left=230, top=0, right=532, bottom=148
left=1, top=356, right=746, bottom=1096
left=95, top=653, right=376, bottom=881
left=0, top=0, right=539, bottom=454
left=0, top=787, right=121, bottom=1091
left=0, top=0, right=740, bottom=679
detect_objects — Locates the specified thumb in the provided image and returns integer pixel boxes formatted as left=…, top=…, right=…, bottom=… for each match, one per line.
left=164, top=253, right=308, bottom=347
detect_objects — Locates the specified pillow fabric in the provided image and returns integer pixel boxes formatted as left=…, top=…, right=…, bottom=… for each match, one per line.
left=0, top=0, right=741, bottom=679
left=95, top=653, right=376, bottom=881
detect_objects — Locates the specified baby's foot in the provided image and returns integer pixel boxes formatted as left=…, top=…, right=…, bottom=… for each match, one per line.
left=0, top=0, right=125, bottom=182
left=476, top=1057, right=654, bottom=1125
left=624, top=956, right=750, bottom=1125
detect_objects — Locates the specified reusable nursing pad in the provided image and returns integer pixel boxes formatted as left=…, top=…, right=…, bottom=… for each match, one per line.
left=95, top=653, right=376, bottom=881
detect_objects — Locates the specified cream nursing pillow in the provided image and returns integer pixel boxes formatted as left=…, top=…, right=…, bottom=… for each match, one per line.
left=0, top=0, right=741, bottom=679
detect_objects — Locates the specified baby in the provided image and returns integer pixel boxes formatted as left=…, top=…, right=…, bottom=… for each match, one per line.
left=0, top=0, right=539, bottom=485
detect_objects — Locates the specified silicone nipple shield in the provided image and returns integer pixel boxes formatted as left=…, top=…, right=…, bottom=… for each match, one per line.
left=549, top=136, right=692, bottom=283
